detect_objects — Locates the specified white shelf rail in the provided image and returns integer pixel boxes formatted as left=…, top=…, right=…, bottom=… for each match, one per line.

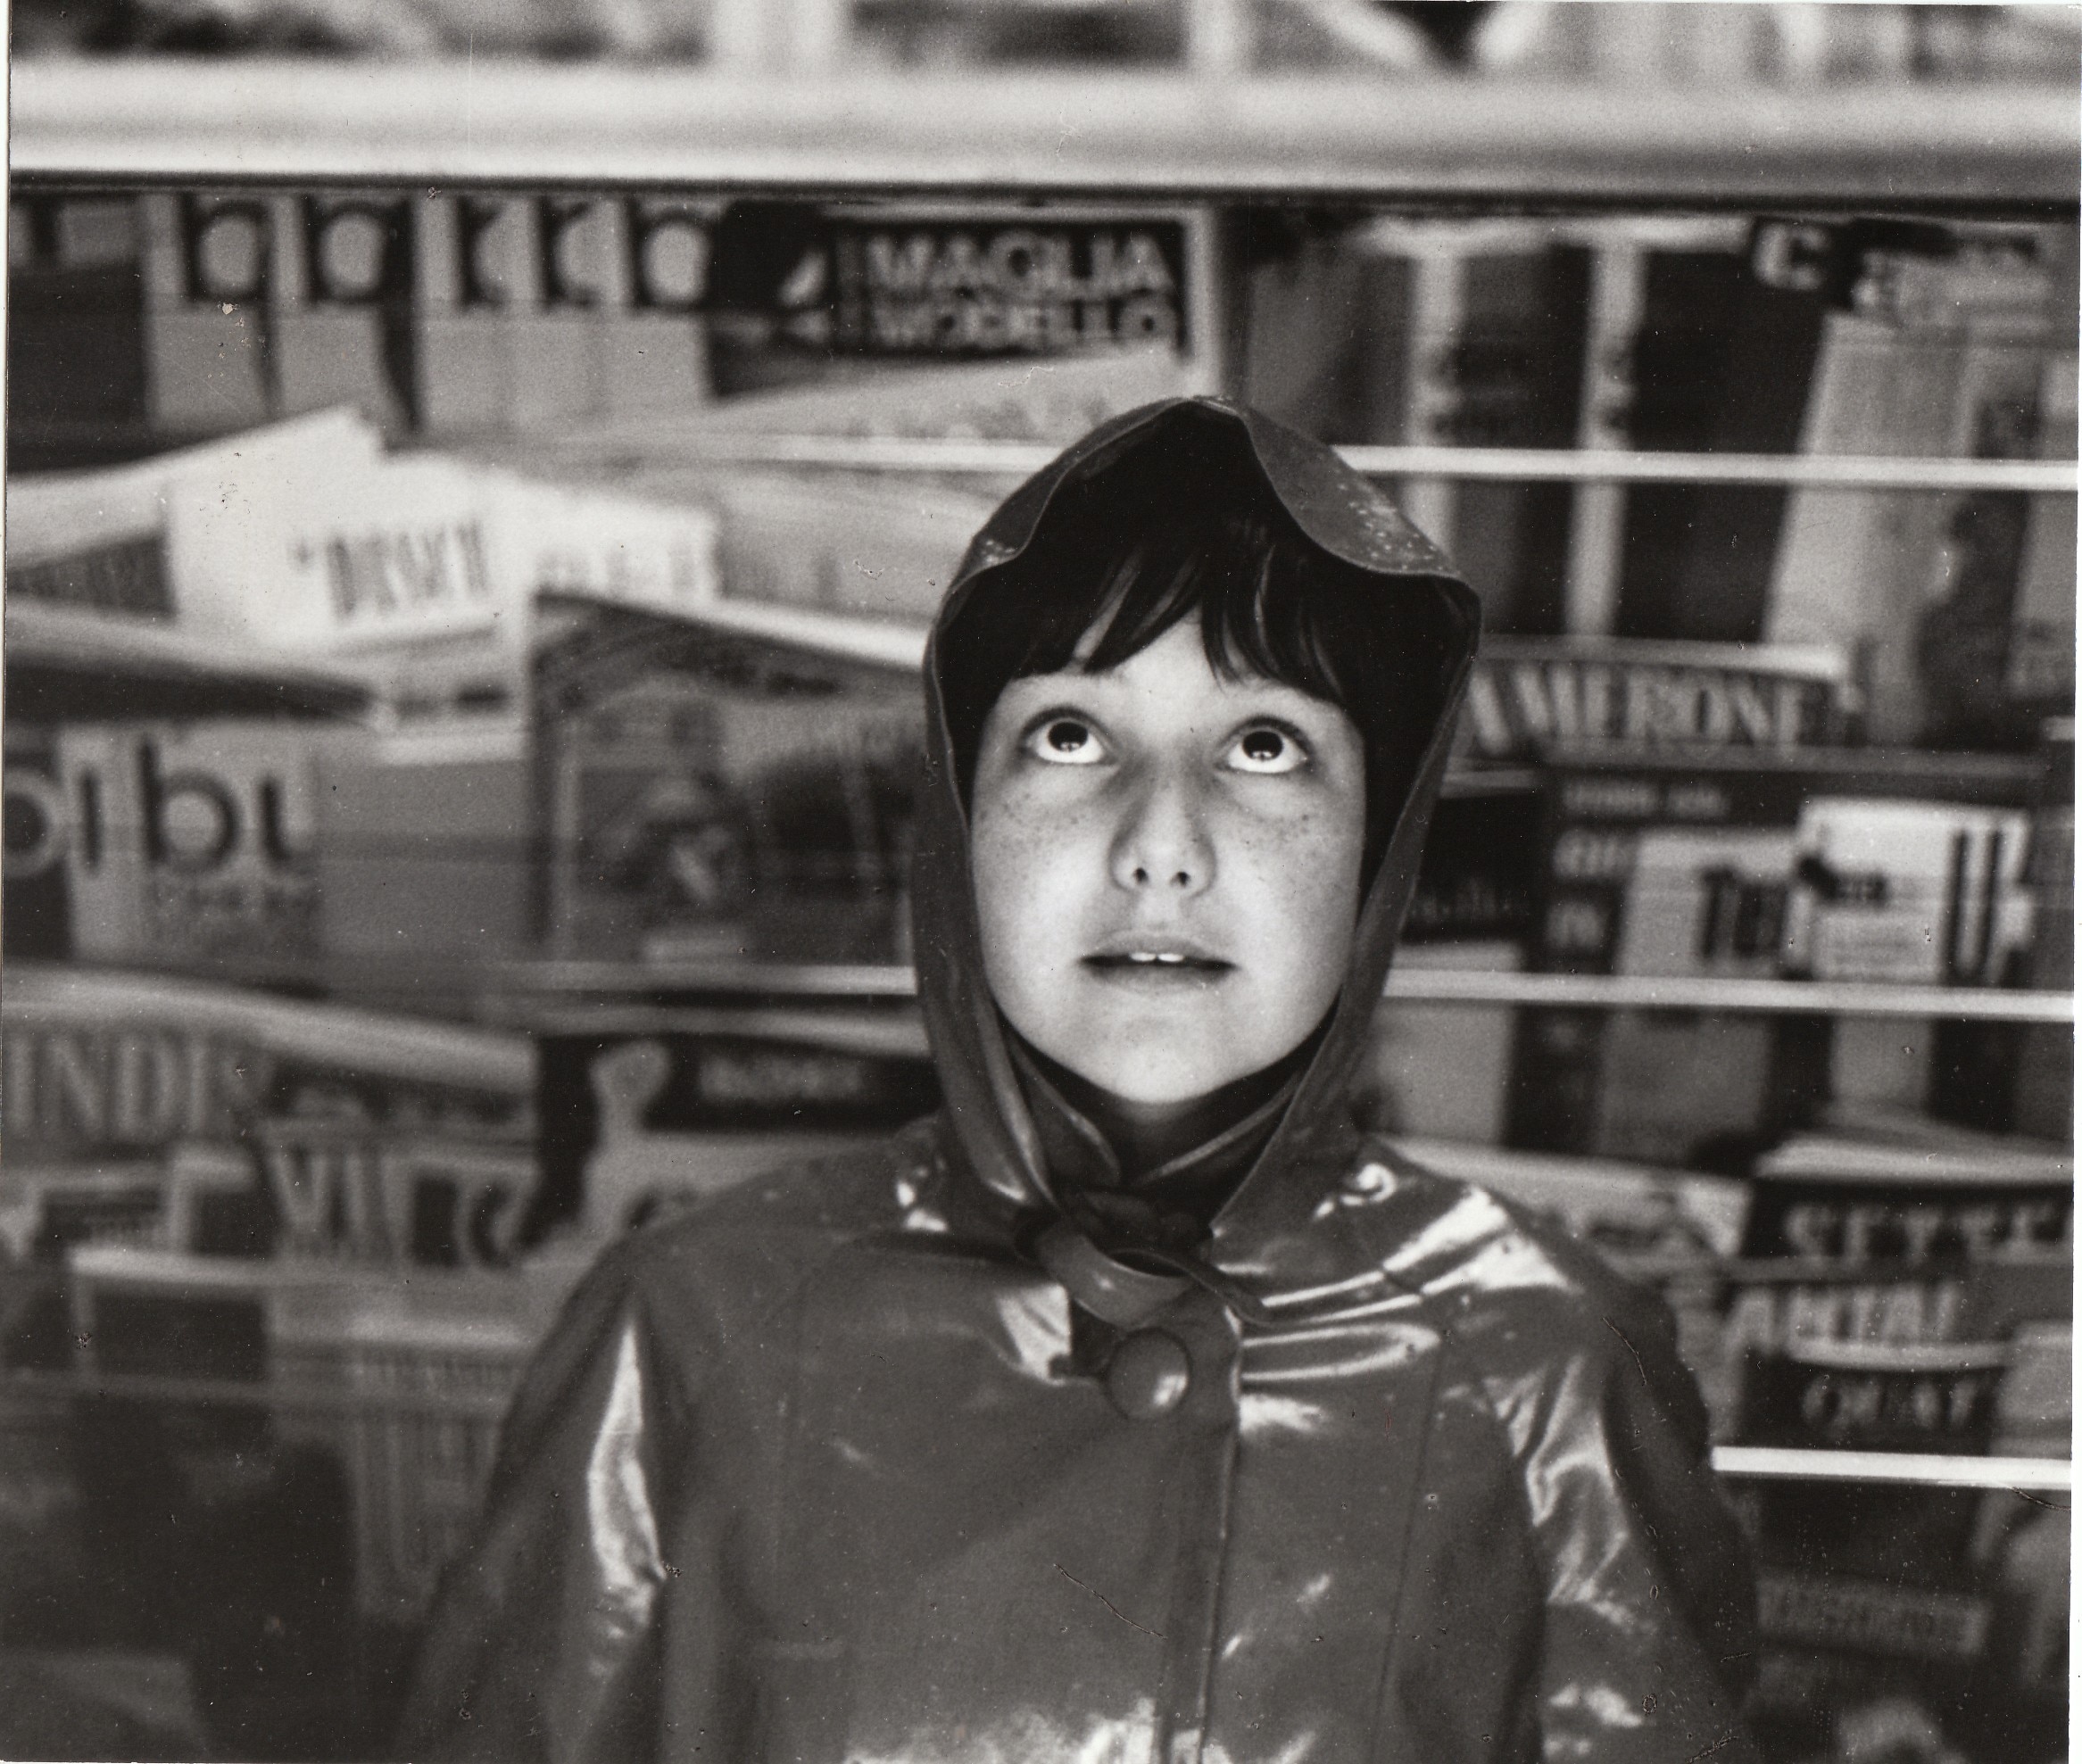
left=0, top=1366, right=517, bottom=1422
left=1384, top=973, right=2077, bottom=1021
left=11, top=63, right=2075, bottom=209
left=1, top=963, right=536, bottom=1091
left=1711, top=1446, right=2071, bottom=1493
left=489, top=961, right=2077, bottom=1023
left=22, top=959, right=2070, bottom=1023
left=527, top=433, right=2080, bottom=495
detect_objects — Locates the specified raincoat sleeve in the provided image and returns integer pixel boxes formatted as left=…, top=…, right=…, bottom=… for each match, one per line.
left=395, top=1238, right=683, bottom=1763
left=1502, top=1270, right=1761, bottom=1763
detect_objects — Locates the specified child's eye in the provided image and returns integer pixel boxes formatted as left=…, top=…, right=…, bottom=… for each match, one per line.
left=1223, top=724, right=1308, bottom=774
left=1024, top=716, right=1107, bottom=766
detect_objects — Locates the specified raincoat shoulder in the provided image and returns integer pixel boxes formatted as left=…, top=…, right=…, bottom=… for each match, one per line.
left=1329, top=1139, right=1759, bottom=1760
left=396, top=1130, right=933, bottom=1763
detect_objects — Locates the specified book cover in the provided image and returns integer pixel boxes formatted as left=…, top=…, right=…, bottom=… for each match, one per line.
left=1726, top=1126, right=2070, bottom=1454
left=1742, top=1132, right=2072, bottom=1264
left=266, top=190, right=419, bottom=433
left=535, top=1010, right=938, bottom=1235
left=1402, top=775, right=1542, bottom=948
left=5, top=407, right=385, bottom=621
left=411, top=191, right=515, bottom=435
left=1738, top=1336, right=2008, bottom=1454
left=37, top=189, right=1212, bottom=453
left=1766, top=222, right=2065, bottom=744
left=2002, top=351, right=2078, bottom=720
left=1781, top=799, right=2034, bottom=987
left=52, top=723, right=331, bottom=973
left=4, top=966, right=535, bottom=1265
left=1341, top=215, right=1590, bottom=634
left=155, top=444, right=721, bottom=718
left=1735, top=1474, right=2067, bottom=1761
left=3, top=723, right=74, bottom=961
left=411, top=189, right=718, bottom=435
left=533, top=596, right=926, bottom=966
left=1359, top=941, right=1524, bottom=1146
left=2011, top=720, right=2073, bottom=1141
left=1233, top=212, right=1377, bottom=443
left=1382, top=1135, right=1748, bottom=1266
left=598, top=191, right=718, bottom=420
left=1507, top=752, right=1803, bottom=1160
left=1506, top=749, right=2043, bottom=1160
left=1356, top=776, right=1546, bottom=1145
left=311, top=724, right=535, bottom=970
left=705, top=201, right=1216, bottom=399
left=1913, top=294, right=2070, bottom=751
left=8, top=193, right=150, bottom=463
left=1605, top=217, right=1829, bottom=643
left=680, top=468, right=997, bottom=625
left=137, top=190, right=275, bottom=437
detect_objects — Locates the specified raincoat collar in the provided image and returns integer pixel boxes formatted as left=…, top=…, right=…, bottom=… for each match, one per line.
left=912, top=397, right=1481, bottom=1291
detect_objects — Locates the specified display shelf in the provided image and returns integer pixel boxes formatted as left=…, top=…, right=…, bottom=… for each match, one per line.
left=1710, top=1446, right=2071, bottom=1493
left=8, top=62, right=2073, bottom=1764
left=1381, top=973, right=2076, bottom=1022
left=485, top=959, right=2076, bottom=1023
left=529, top=433, right=2082, bottom=495
left=6, top=600, right=378, bottom=723
left=0, top=1365, right=516, bottom=1423
left=1, top=963, right=535, bottom=1091
left=11, top=62, right=2076, bottom=211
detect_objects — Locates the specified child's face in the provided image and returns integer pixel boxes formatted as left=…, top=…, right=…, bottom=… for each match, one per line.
left=970, top=618, right=1367, bottom=1115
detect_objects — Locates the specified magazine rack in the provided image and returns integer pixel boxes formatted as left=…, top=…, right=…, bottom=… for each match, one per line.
left=4, top=57, right=2077, bottom=1753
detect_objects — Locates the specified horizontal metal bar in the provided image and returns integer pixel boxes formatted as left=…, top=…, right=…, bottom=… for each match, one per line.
left=536, top=432, right=2079, bottom=493
left=55, top=954, right=2052, bottom=1028
left=1346, top=447, right=2077, bottom=493
left=1, top=963, right=536, bottom=1091
left=493, top=961, right=2075, bottom=1023
left=1381, top=973, right=2077, bottom=1022
left=1711, top=1445, right=2071, bottom=1492
left=12, top=64, right=2076, bottom=209
left=495, top=959, right=921, bottom=998
left=1, top=1366, right=517, bottom=1421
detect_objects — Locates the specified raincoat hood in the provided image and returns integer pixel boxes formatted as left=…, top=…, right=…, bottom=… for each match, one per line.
left=911, top=397, right=1481, bottom=1265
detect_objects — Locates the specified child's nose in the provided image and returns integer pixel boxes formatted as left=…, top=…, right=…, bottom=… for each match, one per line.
left=1109, top=767, right=1215, bottom=895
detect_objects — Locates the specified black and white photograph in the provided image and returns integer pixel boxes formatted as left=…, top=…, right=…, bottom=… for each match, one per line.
left=2, top=4, right=2077, bottom=1760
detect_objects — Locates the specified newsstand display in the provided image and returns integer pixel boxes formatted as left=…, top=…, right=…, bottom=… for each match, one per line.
left=3, top=37, right=2075, bottom=1764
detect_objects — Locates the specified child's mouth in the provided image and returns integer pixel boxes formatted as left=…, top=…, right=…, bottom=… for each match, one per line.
left=1082, top=949, right=1234, bottom=988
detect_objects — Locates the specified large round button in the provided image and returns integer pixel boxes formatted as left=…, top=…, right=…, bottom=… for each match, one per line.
left=1105, top=1329, right=1191, bottom=1420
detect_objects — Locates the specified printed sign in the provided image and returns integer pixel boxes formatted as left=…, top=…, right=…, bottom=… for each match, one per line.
left=11, top=188, right=1205, bottom=448
left=1458, top=638, right=1850, bottom=763
left=52, top=723, right=328, bottom=967
left=826, top=216, right=1189, bottom=356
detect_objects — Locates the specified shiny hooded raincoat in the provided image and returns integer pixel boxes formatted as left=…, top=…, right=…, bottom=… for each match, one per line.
left=401, top=400, right=1760, bottom=1764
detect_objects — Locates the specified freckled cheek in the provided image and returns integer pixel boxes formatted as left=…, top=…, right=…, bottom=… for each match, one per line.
left=1233, top=803, right=1363, bottom=899
left=972, top=805, right=1101, bottom=976
left=1234, top=808, right=1363, bottom=990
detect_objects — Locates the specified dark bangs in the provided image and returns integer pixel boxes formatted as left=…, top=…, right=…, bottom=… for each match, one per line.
left=941, top=467, right=1460, bottom=874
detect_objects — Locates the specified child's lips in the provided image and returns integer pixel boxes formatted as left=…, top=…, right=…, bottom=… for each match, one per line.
left=1081, top=941, right=1235, bottom=990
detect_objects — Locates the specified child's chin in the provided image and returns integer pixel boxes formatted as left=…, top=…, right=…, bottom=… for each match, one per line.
left=1075, top=1048, right=1257, bottom=1111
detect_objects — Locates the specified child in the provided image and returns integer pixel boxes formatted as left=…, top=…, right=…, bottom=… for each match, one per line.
left=401, top=399, right=1759, bottom=1763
